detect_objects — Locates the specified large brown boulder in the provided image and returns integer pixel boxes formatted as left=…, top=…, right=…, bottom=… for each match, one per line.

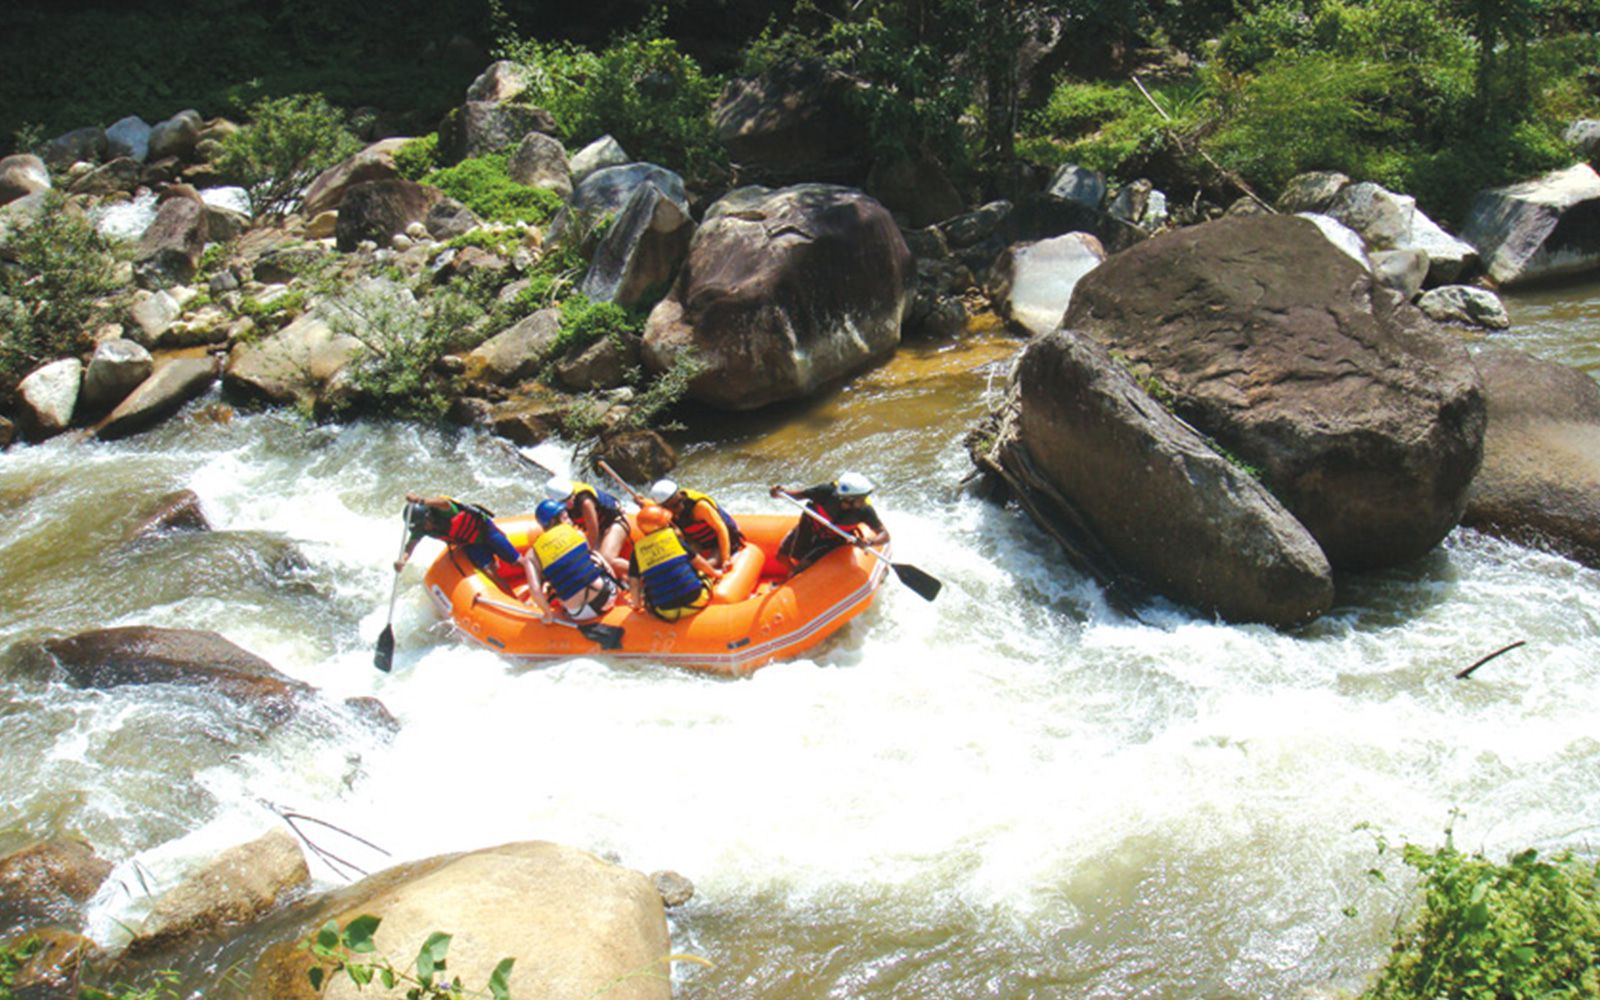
left=1063, top=214, right=1485, bottom=570
left=1461, top=347, right=1600, bottom=567
left=0, top=838, right=113, bottom=937
left=971, top=329, right=1333, bottom=626
left=334, top=179, right=444, bottom=252
left=40, top=625, right=310, bottom=724
left=301, top=138, right=411, bottom=217
left=247, top=841, right=672, bottom=1000
left=642, top=184, right=912, bottom=410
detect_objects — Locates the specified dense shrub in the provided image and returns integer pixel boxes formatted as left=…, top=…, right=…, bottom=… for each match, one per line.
left=1017, top=77, right=1195, bottom=179
left=214, top=93, right=362, bottom=218
left=0, top=193, right=122, bottom=390
left=393, top=134, right=439, bottom=181
left=498, top=16, right=724, bottom=181
left=322, top=278, right=484, bottom=419
left=422, top=153, right=564, bottom=225
left=1363, top=841, right=1600, bottom=998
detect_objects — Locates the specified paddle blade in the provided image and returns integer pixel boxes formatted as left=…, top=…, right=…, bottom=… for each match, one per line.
left=578, top=623, right=625, bottom=650
left=373, top=626, right=395, bottom=672
left=892, top=562, right=942, bottom=602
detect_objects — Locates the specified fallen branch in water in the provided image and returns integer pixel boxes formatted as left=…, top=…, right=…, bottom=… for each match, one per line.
left=262, top=799, right=390, bottom=881
left=1455, top=640, right=1527, bottom=679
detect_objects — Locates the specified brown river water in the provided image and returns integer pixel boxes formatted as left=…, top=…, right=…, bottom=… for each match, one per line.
left=2, top=281, right=1598, bottom=998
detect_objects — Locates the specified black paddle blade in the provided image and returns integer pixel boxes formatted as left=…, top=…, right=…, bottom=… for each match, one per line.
left=373, top=626, right=395, bottom=672
left=578, top=623, right=625, bottom=650
left=892, top=562, right=942, bottom=602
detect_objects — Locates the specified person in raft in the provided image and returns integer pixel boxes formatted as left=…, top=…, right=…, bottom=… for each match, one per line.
left=544, top=475, right=631, bottom=578
left=648, top=478, right=744, bottom=570
left=521, top=499, right=620, bottom=623
left=769, top=472, right=890, bottom=572
left=396, top=494, right=523, bottom=592
left=627, top=504, right=724, bottom=622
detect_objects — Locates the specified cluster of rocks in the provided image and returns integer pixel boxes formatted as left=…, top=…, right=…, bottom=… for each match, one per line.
left=0, top=619, right=691, bottom=999
left=968, top=164, right=1600, bottom=623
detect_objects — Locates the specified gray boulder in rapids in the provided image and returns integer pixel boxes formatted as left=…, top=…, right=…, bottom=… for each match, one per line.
left=971, top=329, right=1333, bottom=627
left=642, top=184, right=911, bottom=410
left=1063, top=214, right=1485, bottom=570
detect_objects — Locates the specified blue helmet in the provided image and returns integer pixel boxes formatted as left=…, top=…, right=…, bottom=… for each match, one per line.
left=535, top=499, right=566, bottom=527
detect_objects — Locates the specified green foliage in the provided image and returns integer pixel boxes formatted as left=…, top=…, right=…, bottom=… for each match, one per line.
left=1019, top=78, right=1179, bottom=177
left=214, top=93, right=362, bottom=218
left=422, top=153, right=564, bottom=225
left=1203, top=54, right=1408, bottom=193
left=497, top=14, right=724, bottom=181
left=303, top=914, right=514, bottom=1000
left=1362, top=839, right=1600, bottom=999
left=321, top=278, right=484, bottom=419
left=2, top=935, right=181, bottom=999
left=0, top=192, right=122, bottom=390
left=740, top=1, right=976, bottom=181
left=394, top=135, right=440, bottom=181
left=548, top=295, right=643, bottom=367
left=622, top=348, right=707, bottom=431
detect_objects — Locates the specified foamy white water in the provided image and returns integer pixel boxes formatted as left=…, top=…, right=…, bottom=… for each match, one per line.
left=2, top=319, right=1599, bottom=997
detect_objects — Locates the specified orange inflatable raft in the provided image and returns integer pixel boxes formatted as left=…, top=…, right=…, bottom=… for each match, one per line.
left=422, top=512, right=889, bottom=675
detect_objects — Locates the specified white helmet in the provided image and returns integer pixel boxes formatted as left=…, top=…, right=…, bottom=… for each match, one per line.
left=649, top=479, right=679, bottom=504
left=836, top=472, right=874, bottom=497
left=544, top=476, right=574, bottom=501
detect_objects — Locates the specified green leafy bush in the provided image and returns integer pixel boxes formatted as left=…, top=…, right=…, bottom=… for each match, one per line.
left=0, top=192, right=122, bottom=390
left=1363, top=841, right=1600, bottom=999
left=214, top=93, right=361, bottom=218
left=422, top=153, right=563, bottom=225
left=393, top=134, right=439, bottom=181
left=547, top=295, right=642, bottom=366
left=1203, top=54, right=1407, bottom=193
left=303, top=913, right=513, bottom=999
left=322, top=278, right=484, bottom=419
left=1018, top=78, right=1190, bottom=178
left=498, top=16, right=724, bottom=181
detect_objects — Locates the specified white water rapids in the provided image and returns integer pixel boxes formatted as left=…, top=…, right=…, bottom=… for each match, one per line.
left=3, top=296, right=1600, bottom=997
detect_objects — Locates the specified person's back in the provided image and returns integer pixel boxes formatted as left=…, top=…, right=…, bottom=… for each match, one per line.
left=629, top=505, right=718, bottom=621
left=650, top=478, right=743, bottom=568
left=524, top=500, right=618, bottom=622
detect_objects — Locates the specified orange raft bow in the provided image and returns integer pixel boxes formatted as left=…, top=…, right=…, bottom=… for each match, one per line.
left=422, top=512, right=890, bottom=675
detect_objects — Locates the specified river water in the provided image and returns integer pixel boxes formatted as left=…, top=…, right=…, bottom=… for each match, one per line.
left=3, top=283, right=1599, bottom=999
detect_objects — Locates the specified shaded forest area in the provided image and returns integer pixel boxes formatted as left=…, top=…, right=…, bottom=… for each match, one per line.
left=0, top=0, right=787, bottom=149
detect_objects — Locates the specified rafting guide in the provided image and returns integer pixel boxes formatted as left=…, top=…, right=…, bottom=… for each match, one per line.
left=770, top=472, right=890, bottom=572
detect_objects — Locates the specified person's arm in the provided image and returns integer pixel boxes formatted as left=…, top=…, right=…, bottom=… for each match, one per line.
left=394, top=493, right=452, bottom=570
left=853, top=505, right=889, bottom=547
left=691, top=549, right=723, bottom=580
left=695, top=499, right=732, bottom=565
left=520, top=551, right=556, bottom=618
left=626, top=554, right=645, bottom=610
left=574, top=495, right=601, bottom=548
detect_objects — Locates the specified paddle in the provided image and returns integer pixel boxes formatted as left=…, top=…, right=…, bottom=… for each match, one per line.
left=470, top=593, right=625, bottom=651
left=596, top=459, right=649, bottom=506
left=373, top=506, right=414, bottom=672
left=777, top=493, right=943, bottom=602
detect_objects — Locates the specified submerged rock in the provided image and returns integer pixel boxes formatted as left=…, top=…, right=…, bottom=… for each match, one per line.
left=0, top=838, right=114, bottom=937
left=40, top=625, right=311, bottom=724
